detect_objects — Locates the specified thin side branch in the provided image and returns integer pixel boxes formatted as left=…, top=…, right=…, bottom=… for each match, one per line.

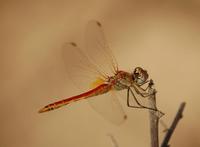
left=161, top=102, right=186, bottom=147
left=107, top=134, right=119, bottom=147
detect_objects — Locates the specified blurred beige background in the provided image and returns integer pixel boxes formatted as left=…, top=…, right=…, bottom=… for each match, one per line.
left=1, top=0, right=200, bottom=147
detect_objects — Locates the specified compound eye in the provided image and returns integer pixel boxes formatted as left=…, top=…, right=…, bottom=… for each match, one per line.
left=135, top=67, right=142, bottom=73
left=134, top=72, right=139, bottom=76
left=134, top=69, right=139, bottom=74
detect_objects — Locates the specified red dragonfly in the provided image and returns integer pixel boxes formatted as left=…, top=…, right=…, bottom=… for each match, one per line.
left=38, top=20, right=163, bottom=124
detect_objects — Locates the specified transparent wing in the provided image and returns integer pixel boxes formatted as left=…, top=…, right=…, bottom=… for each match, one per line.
left=84, top=20, right=126, bottom=124
left=62, top=42, right=126, bottom=124
left=62, top=42, right=104, bottom=91
left=83, top=20, right=119, bottom=77
left=88, top=91, right=127, bottom=125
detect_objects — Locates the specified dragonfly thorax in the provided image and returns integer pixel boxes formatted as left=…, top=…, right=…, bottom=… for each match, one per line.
left=107, top=67, right=149, bottom=91
left=108, top=71, right=133, bottom=90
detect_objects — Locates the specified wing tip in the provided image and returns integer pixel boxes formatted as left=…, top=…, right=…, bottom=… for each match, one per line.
left=124, top=115, right=128, bottom=120
left=69, top=42, right=77, bottom=47
left=89, top=20, right=102, bottom=27
left=96, top=21, right=102, bottom=27
left=110, top=114, right=128, bottom=125
left=63, top=42, right=77, bottom=48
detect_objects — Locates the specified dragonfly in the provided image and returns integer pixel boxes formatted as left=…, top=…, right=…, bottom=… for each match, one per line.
left=38, top=20, right=163, bottom=124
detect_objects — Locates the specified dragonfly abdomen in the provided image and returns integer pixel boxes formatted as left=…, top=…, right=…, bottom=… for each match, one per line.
left=38, top=84, right=112, bottom=113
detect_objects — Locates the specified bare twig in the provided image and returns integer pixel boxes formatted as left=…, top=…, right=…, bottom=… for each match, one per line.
left=148, top=80, right=159, bottom=147
left=161, top=102, right=186, bottom=147
left=107, top=134, right=119, bottom=147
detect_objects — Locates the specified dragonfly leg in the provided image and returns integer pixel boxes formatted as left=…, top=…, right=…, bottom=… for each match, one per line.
left=138, top=80, right=151, bottom=91
left=142, top=79, right=155, bottom=90
left=128, top=87, right=161, bottom=112
left=127, top=87, right=165, bottom=118
left=127, top=87, right=145, bottom=109
left=132, top=79, right=157, bottom=97
left=133, top=85, right=155, bottom=98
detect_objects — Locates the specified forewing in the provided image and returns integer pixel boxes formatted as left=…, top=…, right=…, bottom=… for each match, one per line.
left=62, top=21, right=127, bottom=124
left=62, top=43, right=126, bottom=124
left=84, top=20, right=118, bottom=77
left=62, top=42, right=104, bottom=91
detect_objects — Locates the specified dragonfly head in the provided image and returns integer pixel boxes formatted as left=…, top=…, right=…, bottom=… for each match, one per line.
left=132, top=67, right=149, bottom=85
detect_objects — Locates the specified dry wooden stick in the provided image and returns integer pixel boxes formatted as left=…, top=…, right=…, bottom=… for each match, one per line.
left=148, top=80, right=160, bottom=147
left=107, top=134, right=119, bottom=147
left=161, top=102, right=186, bottom=147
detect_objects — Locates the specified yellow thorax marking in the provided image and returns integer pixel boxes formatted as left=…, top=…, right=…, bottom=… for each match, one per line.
left=90, top=77, right=105, bottom=88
